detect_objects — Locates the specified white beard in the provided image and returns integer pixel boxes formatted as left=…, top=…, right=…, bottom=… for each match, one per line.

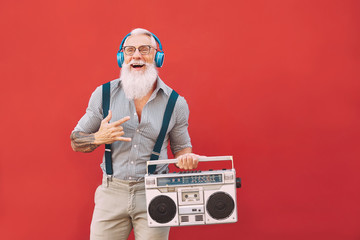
left=120, top=60, right=158, bottom=100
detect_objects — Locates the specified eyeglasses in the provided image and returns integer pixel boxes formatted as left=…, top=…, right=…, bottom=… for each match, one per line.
left=122, top=45, right=155, bottom=56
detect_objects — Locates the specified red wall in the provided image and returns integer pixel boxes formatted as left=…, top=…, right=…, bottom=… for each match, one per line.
left=1, top=0, right=359, bottom=239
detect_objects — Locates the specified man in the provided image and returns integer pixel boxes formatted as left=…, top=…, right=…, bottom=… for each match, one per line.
left=70, top=28, right=199, bottom=240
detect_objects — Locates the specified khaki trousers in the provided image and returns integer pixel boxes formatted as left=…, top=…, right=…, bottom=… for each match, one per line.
left=90, top=176, right=170, bottom=240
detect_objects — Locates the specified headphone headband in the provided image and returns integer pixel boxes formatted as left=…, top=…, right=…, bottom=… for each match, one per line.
left=119, top=32, right=163, bottom=52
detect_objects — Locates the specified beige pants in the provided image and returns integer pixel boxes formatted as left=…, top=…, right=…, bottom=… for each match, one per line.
left=90, top=176, right=170, bottom=240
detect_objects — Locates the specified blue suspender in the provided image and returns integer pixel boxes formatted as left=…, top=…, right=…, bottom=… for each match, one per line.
left=148, top=90, right=179, bottom=174
left=102, top=82, right=113, bottom=177
left=102, top=81, right=179, bottom=177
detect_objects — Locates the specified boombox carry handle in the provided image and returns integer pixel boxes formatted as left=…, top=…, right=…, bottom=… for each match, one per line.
left=146, top=156, right=234, bottom=175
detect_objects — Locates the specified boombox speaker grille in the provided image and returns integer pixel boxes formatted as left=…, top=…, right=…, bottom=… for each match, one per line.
left=206, top=192, right=235, bottom=220
left=148, top=195, right=177, bottom=224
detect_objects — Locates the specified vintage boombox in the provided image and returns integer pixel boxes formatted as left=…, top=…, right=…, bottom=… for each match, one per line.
left=145, top=156, right=241, bottom=227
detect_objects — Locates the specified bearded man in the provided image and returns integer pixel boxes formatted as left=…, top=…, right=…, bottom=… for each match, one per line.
left=70, top=28, right=199, bottom=240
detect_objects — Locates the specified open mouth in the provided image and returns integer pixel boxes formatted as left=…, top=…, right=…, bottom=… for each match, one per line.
left=131, top=64, right=145, bottom=70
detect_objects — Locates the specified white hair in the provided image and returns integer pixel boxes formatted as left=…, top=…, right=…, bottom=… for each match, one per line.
left=125, top=28, right=157, bottom=48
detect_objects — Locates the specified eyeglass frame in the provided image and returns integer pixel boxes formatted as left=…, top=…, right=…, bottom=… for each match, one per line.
left=121, top=45, right=157, bottom=56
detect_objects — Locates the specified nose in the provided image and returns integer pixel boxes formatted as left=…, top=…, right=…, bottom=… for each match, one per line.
left=132, top=48, right=142, bottom=59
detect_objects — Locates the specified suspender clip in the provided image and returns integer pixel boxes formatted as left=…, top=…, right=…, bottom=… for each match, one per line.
left=106, top=175, right=113, bottom=187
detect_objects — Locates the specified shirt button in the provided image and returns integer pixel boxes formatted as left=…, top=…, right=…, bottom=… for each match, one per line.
left=131, top=161, right=134, bottom=164
left=136, top=129, right=140, bottom=133
left=134, top=112, right=137, bottom=116
left=129, top=177, right=132, bottom=180
left=134, top=145, right=137, bottom=148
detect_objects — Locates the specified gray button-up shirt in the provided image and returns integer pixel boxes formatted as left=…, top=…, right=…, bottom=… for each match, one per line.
left=73, top=77, right=192, bottom=181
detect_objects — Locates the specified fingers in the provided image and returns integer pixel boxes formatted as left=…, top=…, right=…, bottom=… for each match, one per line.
left=110, top=116, right=131, bottom=127
left=177, top=153, right=199, bottom=170
left=110, top=128, right=131, bottom=141
left=193, top=157, right=199, bottom=168
left=116, top=137, right=132, bottom=142
left=103, top=110, right=112, bottom=123
left=189, top=155, right=199, bottom=169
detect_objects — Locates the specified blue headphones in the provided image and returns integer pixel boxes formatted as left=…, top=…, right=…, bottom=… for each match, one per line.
left=117, top=32, right=164, bottom=68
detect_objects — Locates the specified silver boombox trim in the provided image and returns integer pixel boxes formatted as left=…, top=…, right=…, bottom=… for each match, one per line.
left=145, top=156, right=241, bottom=227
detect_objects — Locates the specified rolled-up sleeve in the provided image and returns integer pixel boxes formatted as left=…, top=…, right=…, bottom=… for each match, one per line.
left=72, top=86, right=103, bottom=134
left=169, top=96, right=192, bottom=154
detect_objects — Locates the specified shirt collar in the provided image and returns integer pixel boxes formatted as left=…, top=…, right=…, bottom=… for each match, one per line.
left=153, top=76, right=172, bottom=96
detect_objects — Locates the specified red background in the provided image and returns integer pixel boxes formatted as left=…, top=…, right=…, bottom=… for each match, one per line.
left=1, top=0, right=359, bottom=239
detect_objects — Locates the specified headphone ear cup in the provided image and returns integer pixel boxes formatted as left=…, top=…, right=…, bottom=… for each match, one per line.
left=155, top=51, right=165, bottom=68
left=117, top=51, right=124, bottom=68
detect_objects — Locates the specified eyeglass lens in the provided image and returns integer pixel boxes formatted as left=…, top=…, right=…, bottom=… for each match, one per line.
left=124, top=46, right=151, bottom=55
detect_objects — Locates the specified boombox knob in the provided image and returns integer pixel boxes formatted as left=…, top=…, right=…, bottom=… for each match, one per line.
left=236, top=177, right=241, bottom=188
